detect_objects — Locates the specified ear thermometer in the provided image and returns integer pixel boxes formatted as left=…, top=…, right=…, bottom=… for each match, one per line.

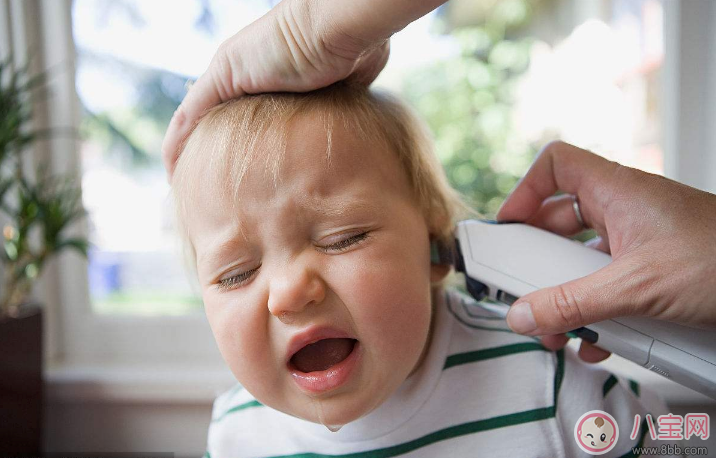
left=452, top=219, right=716, bottom=400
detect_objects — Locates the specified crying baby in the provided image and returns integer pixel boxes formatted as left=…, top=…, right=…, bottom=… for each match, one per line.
left=172, top=81, right=466, bottom=424
left=171, top=82, right=674, bottom=458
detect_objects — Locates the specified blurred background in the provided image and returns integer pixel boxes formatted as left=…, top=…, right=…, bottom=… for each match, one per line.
left=78, top=0, right=664, bottom=315
left=1, top=0, right=715, bottom=455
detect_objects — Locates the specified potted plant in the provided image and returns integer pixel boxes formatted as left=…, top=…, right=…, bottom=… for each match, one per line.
left=0, top=56, right=89, bottom=452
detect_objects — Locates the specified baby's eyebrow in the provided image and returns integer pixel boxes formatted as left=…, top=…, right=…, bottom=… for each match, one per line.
left=310, top=198, right=379, bottom=218
left=199, top=198, right=381, bottom=268
left=199, top=235, right=246, bottom=267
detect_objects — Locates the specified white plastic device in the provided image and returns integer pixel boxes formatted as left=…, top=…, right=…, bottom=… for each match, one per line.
left=453, top=219, right=716, bottom=400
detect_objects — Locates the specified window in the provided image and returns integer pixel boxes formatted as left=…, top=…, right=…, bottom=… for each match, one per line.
left=73, top=0, right=275, bottom=317
left=61, top=0, right=677, bottom=364
left=73, top=0, right=666, bottom=319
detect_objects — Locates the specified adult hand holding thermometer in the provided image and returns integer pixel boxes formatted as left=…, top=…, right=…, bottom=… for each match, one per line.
left=495, top=141, right=716, bottom=341
left=471, top=141, right=716, bottom=398
left=450, top=218, right=716, bottom=399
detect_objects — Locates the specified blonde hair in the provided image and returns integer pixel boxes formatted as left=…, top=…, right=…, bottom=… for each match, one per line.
left=172, top=82, right=476, bottom=280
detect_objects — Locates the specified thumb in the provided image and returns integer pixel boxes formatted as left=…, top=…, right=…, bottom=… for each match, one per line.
left=506, top=257, right=646, bottom=335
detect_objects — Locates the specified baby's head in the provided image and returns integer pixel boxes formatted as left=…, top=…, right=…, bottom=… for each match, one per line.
left=172, top=82, right=472, bottom=427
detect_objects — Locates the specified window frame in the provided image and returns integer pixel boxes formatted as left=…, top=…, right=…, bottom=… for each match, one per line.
left=12, top=0, right=224, bottom=368
left=662, top=0, right=716, bottom=194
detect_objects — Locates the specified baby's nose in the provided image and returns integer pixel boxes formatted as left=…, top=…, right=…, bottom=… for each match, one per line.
left=267, top=264, right=326, bottom=318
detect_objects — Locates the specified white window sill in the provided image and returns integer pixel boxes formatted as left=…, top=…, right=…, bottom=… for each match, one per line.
left=45, top=359, right=237, bottom=404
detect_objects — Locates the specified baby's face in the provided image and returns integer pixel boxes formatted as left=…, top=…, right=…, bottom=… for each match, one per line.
left=190, top=112, right=443, bottom=427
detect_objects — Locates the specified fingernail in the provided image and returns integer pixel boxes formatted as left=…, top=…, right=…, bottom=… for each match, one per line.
left=507, top=302, right=537, bottom=334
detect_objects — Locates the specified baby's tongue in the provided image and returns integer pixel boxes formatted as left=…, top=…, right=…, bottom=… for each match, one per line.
left=291, top=338, right=355, bottom=373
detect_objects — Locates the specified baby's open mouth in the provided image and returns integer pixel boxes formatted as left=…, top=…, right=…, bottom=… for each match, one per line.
left=289, top=338, right=357, bottom=373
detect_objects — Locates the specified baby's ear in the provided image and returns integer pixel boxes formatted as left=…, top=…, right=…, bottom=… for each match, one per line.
left=430, top=264, right=451, bottom=283
left=429, top=238, right=454, bottom=264
left=429, top=238, right=453, bottom=283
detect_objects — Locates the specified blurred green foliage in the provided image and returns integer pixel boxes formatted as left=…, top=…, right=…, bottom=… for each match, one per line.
left=0, top=57, right=89, bottom=317
left=402, top=0, right=540, bottom=217
left=78, top=55, right=187, bottom=171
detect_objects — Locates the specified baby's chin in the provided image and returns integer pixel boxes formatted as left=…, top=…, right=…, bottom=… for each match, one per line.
left=279, top=389, right=389, bottom=429
left=303, top=398, right=377, bottom=429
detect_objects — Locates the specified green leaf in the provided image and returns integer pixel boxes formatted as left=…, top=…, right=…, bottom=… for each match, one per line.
left=4, top=240, right=18, bottom=261
left=55, top=238, right=90, bottom=258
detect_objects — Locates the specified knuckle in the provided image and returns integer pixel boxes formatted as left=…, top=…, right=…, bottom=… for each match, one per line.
left=612, top=161, right=638, bottom=184
left=542, top=140, right=596, bottom=165
left=542, top=140, right=568, bottom=155
left=547, top=284, right=585, bottom=329
left=208, top=52, right=236, bottom=101
left=608, top=162, right=648, bottom=204
left=215, top=39, right=232, bottom=59
left=213, top=39, right=234, bottom=68
left=540, top=140, right=579, bottom=163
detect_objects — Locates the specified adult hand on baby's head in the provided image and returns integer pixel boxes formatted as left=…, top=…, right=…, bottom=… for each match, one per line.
left=496, top=140, right=716, bottom=362
left=161, top=0, right=390, bottom=181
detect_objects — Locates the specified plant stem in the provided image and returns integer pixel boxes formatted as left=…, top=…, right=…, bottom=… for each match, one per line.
left=0, top=246, right=48, bottom=314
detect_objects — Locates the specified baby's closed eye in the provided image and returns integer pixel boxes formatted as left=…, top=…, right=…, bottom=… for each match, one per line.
left=215, top=231, right=372, bottom=292
left=317, top=231, right=371, bottom=252
left=217, top=265, right=261, bottom=291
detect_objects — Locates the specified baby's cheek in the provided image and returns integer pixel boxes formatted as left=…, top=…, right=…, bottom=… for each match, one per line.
left=204, top=296, right=267, bottom=375
left=345, top=255, right=431, bottom=356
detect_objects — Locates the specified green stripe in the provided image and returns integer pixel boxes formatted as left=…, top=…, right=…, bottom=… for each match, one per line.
left=618, top=415, right=649, bottom=458
left=212, top=400, right=262, bottom=422
left=444, top=342, right=548, bottom=370
left=202, top=452, right=211, bottom=458
left=553, top=349, right=565, bottom=410
left=629, top=379, right=640, bottom=397
left=265, top=407, right=555, bottom=458
left=602, top=374, right=619, bottom=397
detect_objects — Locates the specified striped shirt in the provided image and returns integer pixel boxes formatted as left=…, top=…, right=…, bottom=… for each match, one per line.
left=205, top=287, right=678, bottom=457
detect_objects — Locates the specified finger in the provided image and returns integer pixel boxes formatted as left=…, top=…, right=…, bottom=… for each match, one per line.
left=578, top=340, right=612, bottom=363
left=584, top=236, right=611, bottom=254
left=541, top=334, right=569, bottom=351
left=162, top=70, right=237, bottom=182
left=524, top=194, right=585, bottom=237
left=348, top=40, right=390, bottom=86
left=496, top=141, right=618, bottom=233
left=506, top=256, right=645, bottom=336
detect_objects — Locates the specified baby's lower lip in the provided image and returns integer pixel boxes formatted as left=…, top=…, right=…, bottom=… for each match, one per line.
left=288, top=341, right=361, bottom=394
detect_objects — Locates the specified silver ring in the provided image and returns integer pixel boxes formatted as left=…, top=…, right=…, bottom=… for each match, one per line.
left=572, top=195, right=585, bottom=229
left=184, top=79, right=195, bottom=92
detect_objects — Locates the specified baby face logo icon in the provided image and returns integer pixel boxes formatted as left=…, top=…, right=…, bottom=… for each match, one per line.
left=574, top=410, right=619, bottom=455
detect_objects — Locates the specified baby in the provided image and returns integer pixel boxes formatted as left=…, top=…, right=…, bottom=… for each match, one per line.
left=171, top=83, right=676, bottom=457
